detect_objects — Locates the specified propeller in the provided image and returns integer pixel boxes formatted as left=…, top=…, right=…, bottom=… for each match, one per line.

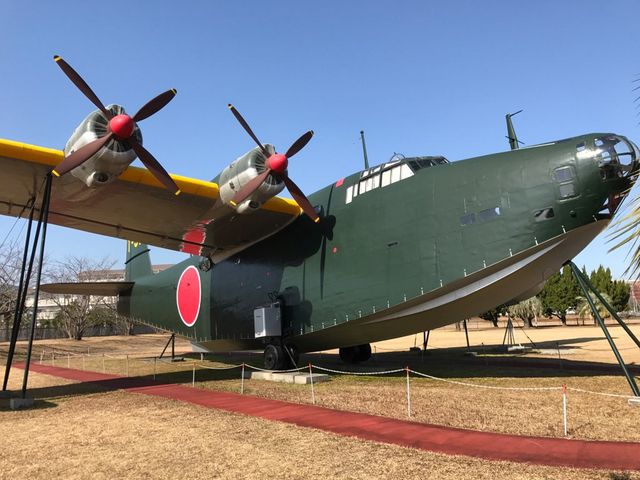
left=227, top=104, right=319, bottom=222
left=52, top=55, right=181, bottom=195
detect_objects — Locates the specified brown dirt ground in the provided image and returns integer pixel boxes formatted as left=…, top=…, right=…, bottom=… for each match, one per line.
left=0, top=371, right=636, bottom=480
left=2, top=325, right=640, bottom=478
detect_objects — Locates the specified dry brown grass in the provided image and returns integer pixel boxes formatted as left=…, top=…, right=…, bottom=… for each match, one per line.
left=0, top=370, right=635, bottom=480
left=2, top=327, right=640, bottom=478
left=3, top=330, right=640, bottom=443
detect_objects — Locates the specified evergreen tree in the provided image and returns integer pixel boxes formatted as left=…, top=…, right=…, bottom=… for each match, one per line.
left=479, top=305, right=506, bottom=327
left=537, top=265, right=580, bottom=324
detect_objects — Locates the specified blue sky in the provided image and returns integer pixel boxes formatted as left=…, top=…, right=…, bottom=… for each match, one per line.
left=1, top=0, right=640, bottom=276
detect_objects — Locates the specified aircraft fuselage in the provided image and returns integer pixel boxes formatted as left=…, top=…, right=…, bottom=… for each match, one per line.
left=121, top=133, right=637, bottom=353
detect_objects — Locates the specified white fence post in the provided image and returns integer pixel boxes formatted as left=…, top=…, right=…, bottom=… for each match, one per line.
left=153, top=357, right=157, bottom=380
left=241, top=363, right=245, bottom=394
left=102, top=354, right=105, bottom=373
left=406, top=367, right=412, bottom=418
left=192, top=363, right=196, bottom=387
left=309, top=364, right=316, bottom=405
left=562, top=384, right=568, bottom=437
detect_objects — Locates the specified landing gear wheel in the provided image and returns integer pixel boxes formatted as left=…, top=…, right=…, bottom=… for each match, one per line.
left=339, top=346, right=359, bottom=363
left=264, top=344, right=284, bottom=370
left=339, top=344, right=372, bottom=364
left=355, top=343, right=372, bottom=362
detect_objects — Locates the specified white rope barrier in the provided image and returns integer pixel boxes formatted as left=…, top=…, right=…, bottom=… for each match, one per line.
left=312, top=365, right=405, bottom=376
left=566, top=386, right=635, bottom=399
left=31, top=347, right=638, bottom=402
left=193, top=363, right=243, bottom=371
left=244, top=364, right=307, bottom=373
left=408, top=369, right=561, bottom=391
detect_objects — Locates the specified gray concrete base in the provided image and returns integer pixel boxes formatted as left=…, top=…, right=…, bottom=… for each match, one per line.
left=9, top=397, right=34, bottom=410
left=628, top=397, right=640, bottom=407
left=243, top=371, right=330, bottom=384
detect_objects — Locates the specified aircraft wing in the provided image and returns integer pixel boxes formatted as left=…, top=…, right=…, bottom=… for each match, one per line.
left=0, top=139, right=302, bottom=262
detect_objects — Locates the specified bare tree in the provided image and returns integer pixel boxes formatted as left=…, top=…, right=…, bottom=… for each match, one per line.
left=46, top=256, right=117, bottom=340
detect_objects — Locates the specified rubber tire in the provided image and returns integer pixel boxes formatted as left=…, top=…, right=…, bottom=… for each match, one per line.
left=264, top=344, right=284, bottom=370
left=355, top=343, right=372, bottom=362
left=339, top=346, right=359, bottom=363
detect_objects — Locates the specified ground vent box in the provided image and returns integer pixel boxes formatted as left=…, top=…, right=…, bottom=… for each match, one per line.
left=254, top=305, right=281, bottom=338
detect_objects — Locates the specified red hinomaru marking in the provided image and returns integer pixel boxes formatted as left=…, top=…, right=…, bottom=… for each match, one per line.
left=335, top=178, right=344, bottom=187
left=176, top=265, right=201, bottom=327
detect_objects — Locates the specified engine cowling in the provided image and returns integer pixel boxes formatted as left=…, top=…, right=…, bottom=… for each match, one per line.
left=64, top=104, right=142, bottom=187
left=218, top=145, right=285, bottom=213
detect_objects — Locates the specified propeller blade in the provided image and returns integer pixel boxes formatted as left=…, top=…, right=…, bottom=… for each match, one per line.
left=133, top=89, right=177, bottom=122
left=129, top=140, right=181, bottom=195
left=228, top=104, right=270, bottom=157
left=283, top=176, right=319, bottom=222
left=52, top=133, right=113, bottom=177
left=53, top=55, right=112, bottom=120
left=285, top=130, right=314, bottom=159
left=230, top=168, right=272, bottom=206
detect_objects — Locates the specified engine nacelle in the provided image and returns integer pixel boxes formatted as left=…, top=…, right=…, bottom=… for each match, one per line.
left=64, top=104, right=142, bottom=187
left=218, top=145, right=285, bottom=213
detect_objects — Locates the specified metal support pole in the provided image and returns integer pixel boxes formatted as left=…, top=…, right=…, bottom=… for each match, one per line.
left=172, top=334, right=175, bottom=360
left=192, top=363, right=195, bottom=387
left=572, top=265, right=640, bottom=350
left=159, top=333, right=175, bottom=359
left=21, top=173, right=52, bottom=399
left=423, top=330, right=430, bottom=351
left=463, top=318, right=471, bottom=351
left=2, top=200, right=35, bottom=391
left=569, top=262, right=640, bottom=397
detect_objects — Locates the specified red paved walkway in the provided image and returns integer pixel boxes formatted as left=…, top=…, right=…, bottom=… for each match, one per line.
left=18, top=363, right=640, bottom=471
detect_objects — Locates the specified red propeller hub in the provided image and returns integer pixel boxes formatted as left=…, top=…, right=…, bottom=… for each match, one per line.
left=109, top=114, right=135, bottom=139
left=267, top=153, right=288, bottom=174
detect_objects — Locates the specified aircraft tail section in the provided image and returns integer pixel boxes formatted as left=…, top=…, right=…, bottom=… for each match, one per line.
left=125, top=241, right=153, bottom=281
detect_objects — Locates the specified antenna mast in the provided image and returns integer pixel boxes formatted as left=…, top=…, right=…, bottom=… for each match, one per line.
left=360, top=130, right=370, bottom=170
left=506, top=110, right=523, bottom=150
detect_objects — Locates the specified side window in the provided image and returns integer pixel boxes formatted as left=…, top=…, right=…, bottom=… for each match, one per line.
left=381, top=170, right=391, bottom=187
left=559, top=183, right=576, bottom=199
left=460, top=212, right=475, bottom=226
left=346, top=186, right=353, bottom=204
left=533, top=207, right=555, bottom=222
left=477, top=206, right=501, bottom=222
left=553, top=166, right=575, bottom=182
left=554, top=165, right=578, bottom=199
left=391, top=166, right=402, bottom=183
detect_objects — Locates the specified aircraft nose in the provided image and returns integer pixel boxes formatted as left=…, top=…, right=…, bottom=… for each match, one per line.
left=579, top=135, right=640, bottom=216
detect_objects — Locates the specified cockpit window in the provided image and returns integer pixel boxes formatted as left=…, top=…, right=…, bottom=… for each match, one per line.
left=554, top=166, right=575, bottom=182
left=593, top=135, right=636, bottom=180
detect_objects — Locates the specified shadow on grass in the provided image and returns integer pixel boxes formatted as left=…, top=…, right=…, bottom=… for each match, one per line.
left=2, top=341, right=639, bottom=407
